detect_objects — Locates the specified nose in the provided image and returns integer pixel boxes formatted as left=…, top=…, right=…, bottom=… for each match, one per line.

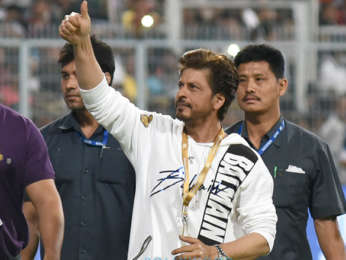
left=66, top=77, right=78, bottom=90
left=176, top=84, right=187, bottom=100
left=244, top=79, right=256, bottom=93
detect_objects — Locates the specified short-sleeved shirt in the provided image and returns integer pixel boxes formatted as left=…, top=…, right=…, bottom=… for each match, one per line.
left=227, top=117, right=346, bottom=260
left=41, top=112, right=135, bottom=260
left=0, top=104, right=55, bottom=259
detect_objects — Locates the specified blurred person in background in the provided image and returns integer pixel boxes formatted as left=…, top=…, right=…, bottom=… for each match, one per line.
left=227, top=44, right=346, bottom=260
left=319, top=51, right=346, bottom=95
left=319, top=0, right=346, bottom=25
left=319, top=2, right=340, bottom=25
left=21, top=36, right=136, bottom=260
left=58, top=2, right=277, bottom=259
left=0, top=103, right=64, bottom=260
left=0, top=48, right=19, bottom=109
left=251, top=8, right=277, bottom=41
left=27, top=0, right=68, bottom=37
left=121, top=54, right=137, bottom=102
left=1, top=4, right=26, bottom=37
left=319, top=94, right=346, bottom=185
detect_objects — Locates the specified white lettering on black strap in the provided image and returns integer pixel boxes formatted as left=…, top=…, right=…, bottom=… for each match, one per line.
left=198, top=144, right=258, bottom=245
left=0, top=218, right=2, bottom=226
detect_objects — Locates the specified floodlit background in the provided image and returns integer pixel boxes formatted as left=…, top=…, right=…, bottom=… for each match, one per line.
left=0, top=0, right=345, bottom=259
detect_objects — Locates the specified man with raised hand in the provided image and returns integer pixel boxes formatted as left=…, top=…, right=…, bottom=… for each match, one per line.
left=58, top=2, right=277, bottom=259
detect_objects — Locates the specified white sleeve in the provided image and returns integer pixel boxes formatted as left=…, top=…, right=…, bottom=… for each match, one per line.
left=236, top=156, right=277, bottom=252
left=80, top=77, right=137, bottom=157
left=80, top=76, right=175, bottom=163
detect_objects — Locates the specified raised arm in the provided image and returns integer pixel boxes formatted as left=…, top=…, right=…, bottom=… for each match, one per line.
left=25, top=180, right=64, bottom=260
left=59, top=0, right=103, bottom=90
left=58, top=0, right=177, bottom=163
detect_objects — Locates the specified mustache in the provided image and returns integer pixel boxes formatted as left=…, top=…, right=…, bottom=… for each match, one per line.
left=65, top=91, right=81, bottom=97
left=175, top=99, right=192, bottom=108
left=242, top=94, right=260, bottom=101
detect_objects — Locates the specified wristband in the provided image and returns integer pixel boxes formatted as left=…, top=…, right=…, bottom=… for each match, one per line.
left=215, top=244, right=232, bottom=260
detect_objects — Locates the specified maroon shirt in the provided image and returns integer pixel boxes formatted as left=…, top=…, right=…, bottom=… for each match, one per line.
left=0, top=104, right=54, bottom=258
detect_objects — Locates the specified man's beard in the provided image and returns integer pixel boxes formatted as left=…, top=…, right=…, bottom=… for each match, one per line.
left=67, top=103, right=86, bottom=112
left=175, top=100, right=192, bottom=122
left=175, top=111, right=191, bottom=122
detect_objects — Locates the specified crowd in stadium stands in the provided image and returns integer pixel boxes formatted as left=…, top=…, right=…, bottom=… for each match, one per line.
left=183, top=7, right=295, bottom=41
left=1, top=0, right=346, bottom=39
left=0, top=0, right=165, bottom=38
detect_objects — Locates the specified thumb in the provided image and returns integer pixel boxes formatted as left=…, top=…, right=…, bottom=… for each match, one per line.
left=80, top=0, right=89, bottom=18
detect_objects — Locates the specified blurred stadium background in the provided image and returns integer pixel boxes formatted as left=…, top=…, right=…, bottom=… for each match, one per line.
left=0, top=0, right=345, bottom=259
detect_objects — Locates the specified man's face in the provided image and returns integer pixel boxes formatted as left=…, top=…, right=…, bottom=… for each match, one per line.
left=175, top=68, right=217, bottom=122
left=61, top=61, right=85, bottom=111
left=236, top=61, right=286, bottom=115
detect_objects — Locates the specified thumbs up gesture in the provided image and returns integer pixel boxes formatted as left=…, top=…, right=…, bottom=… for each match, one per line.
left=59, top=0, right=91, bottom=45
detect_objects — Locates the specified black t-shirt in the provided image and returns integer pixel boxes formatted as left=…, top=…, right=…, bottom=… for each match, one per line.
left=226, top=117, right=346, bottom=260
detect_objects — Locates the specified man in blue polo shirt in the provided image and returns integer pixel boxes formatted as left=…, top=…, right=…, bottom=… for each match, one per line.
left=22, top=36, right=136, bottom=260
left=0, top=104, right=64, bottom=260
left=227, top=44, right=346, bottom=259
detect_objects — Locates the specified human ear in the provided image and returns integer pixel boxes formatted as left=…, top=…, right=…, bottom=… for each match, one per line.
left=213, top=93, right=225, bottom=111
left=279, top=78, right=288, bottom=96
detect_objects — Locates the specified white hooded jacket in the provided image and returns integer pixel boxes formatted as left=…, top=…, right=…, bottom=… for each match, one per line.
left=80, top=77, right=277, bottom=260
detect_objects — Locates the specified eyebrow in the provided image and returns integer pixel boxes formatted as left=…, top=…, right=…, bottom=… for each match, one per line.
left=178, top=79, right=200, bottom=85
left=239, top=73, right=265, bottom=77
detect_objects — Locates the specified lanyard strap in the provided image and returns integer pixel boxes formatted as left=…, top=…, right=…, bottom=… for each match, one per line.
left=78, top=129, right=109, bottom=148
left=238, top=120, right=285, bottom=155
left=182, top=128, right=225, bottom=207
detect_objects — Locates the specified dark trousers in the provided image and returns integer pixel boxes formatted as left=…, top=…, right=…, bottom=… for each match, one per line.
left=8, top=254, right=21, bottom=260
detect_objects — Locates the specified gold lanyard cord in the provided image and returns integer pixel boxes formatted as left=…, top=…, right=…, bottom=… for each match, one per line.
left=181, top=128, right=225, bottom=207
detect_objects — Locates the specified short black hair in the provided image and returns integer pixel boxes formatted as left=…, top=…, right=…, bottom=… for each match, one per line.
left=179, top=48, right=239, bottom=121
left=58, top=35, right=115, bottom=85
left=234, top=44, right=285, bottom=79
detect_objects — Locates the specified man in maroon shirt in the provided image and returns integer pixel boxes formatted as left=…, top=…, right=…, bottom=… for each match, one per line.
left=0, top=104, right=64, bottom=260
